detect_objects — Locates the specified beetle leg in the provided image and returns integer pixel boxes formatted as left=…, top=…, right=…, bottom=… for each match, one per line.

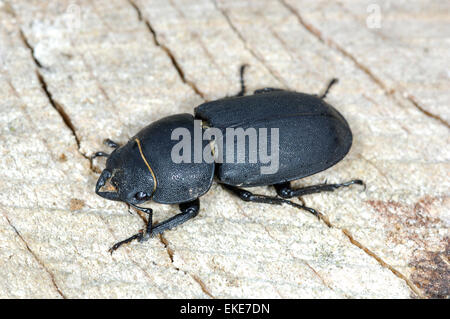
left=274, top=179, right=365, bottom=198
left=91, top=151, right=110, bottom=159
left=253, top=87, right=283, bottom=95
left=128, top=202, right=153, bottom=215
left=222, top=184, right=322, bottom=220
left=139, top=207, right=153, bottom=242
left=92, top=140, right=119, bottom=160
left=235, top=64, right=284, bottom=96
left=235, top=64, right=249, bottom=97
left=108, top=199, right=200, bottom=253
left=151, top=199, right=200, bottom=236
left=108, top=209, right=153, bottom=254
left=318, top=78, right=339, bottom=99
left=128, top=203, right=153, bottom=240
left=108, top=233, right=143, bottom=253
left=104, top=138, right=120, bottom=149
left=92, top=139, right=120, bottom=159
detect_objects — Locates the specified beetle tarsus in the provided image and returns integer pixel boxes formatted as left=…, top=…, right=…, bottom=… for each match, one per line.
left=108, top=232, right=143, bottom=254
left=109, top=225, right=154, bottom=254
left=222, top=184, right=323, bottom=220
left=319, top=78, right=339, bottom=99
left=253, top=87, right=283, bottom=94
left=104, top=139, right=120, bottom=149
left=274, top=179, right=364, bottom=198
left=108, top=199, right=200, bottom=252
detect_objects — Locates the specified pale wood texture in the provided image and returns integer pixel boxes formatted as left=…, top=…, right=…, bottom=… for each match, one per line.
left=0, top=0, right=448, bottom=298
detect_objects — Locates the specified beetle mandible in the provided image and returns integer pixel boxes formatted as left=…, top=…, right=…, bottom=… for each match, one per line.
left=93, top=65, right=364, bottom=252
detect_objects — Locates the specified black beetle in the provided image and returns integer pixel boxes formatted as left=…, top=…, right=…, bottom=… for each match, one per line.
left=93, top=65, right=363, bottom=252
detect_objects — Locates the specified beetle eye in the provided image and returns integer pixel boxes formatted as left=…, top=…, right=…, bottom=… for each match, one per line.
left=134, top=191, right=148, bottom=201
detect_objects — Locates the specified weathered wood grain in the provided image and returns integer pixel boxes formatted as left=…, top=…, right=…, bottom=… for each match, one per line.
left=0, top=0, right=448, bottom=298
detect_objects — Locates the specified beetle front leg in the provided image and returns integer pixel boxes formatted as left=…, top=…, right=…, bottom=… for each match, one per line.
left=274, top=179, right=365, bottom=198
left=108, top=199, right=200, bottom=253
left=128, top=203, right=153, bottom=241
left=108, top=233, right=143, bottom=253
left=108, top=204, right=153, bottom=253
left=222, top=184, right=322, bottom=220
left=104, top=138, right=120, bottom=149
left=91, top=140, right=120, bottom=160
left=151, top=199, right=200, bottom=236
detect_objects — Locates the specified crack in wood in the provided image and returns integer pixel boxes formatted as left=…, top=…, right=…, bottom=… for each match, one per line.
left=212, top=0, right=288, bottom=89
left=191, top=274, right=215, bottom=299
left=316, top=210, right=424, bottom=297
left=1, top=213, right=66, bottom=298
left=303, top=262, right=340, bottom=296
left=15, top=15, right=172, bottom=297
left=230, top=188, right=423, bottom=297
left=159, top=233, right=216, bottom=298
left=279, top=0, right=449, bottom=129
left=232, top=199, right=326, bottom=298
left=128, top=0, right=206, bottom=100
left=18, top=28, right=107, bottom=174
left=35, top=71, right=80, bottom=147
left=341, top=228, right=424, bottom=298
left=159, top=233, right=176, bottom=265
left=18, top=29, right=91, bottom=154
left=6, top=0, right=442, bottom=298
left=17, top=22, right=212, bottom=298
left=166, top=0, right=234, bottom=90
left=18, top=29, right=42, bottom=68
left=405, top=94, right=449, bottom=129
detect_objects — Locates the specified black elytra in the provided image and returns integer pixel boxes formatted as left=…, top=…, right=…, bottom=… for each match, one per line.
left=93, top=65, right=364, bottom=253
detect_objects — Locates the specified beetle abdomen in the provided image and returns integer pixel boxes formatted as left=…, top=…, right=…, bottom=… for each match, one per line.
left=195, top=91, right=352, bottom=187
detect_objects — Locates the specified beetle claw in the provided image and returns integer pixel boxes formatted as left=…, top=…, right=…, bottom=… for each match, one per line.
left=360, top=180, right=367, bottom=192
left=108, top=231, right=143, bottom=254
left=348, top=179, right=366, bottom=191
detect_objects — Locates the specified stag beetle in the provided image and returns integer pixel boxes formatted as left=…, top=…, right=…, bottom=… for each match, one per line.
left=93, top=65, right=363, bottom=252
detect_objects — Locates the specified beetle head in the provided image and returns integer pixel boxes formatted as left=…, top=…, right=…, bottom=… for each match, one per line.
left=95, top=142, right=156, bottom=205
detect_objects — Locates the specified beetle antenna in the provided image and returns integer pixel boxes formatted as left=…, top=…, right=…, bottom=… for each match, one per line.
left=319, top=78, right=339, bottom=99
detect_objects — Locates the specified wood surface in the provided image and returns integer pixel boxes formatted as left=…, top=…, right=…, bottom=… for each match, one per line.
left=0, top=0, right=448, bottom=298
